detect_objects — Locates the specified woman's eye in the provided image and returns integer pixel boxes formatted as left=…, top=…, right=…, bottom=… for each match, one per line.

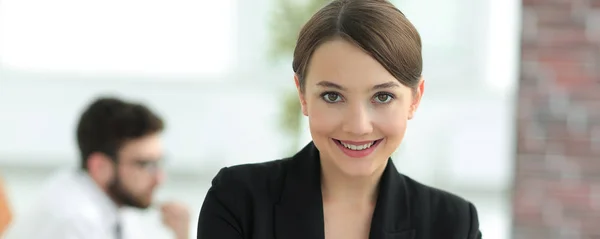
left=322, top=93, right=342, bottom=103
left=374, top=93, right=393, bottom=103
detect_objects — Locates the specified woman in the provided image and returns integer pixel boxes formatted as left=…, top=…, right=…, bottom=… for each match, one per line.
left=197, top=0, right=482, bottom=238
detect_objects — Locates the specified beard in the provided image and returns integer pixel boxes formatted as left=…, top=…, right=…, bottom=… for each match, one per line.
left=107, top=175, right=152, bottom=209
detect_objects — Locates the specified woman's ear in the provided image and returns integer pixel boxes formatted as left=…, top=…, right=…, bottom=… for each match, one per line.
left=294, top=74, right=308, bottom=116
left=408, top=77, right=425, bottom=120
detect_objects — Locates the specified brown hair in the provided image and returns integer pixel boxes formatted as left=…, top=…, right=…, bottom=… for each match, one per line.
left=292, top=0, right=422, bottom=92
left=76, top=97, right=164, bottom=169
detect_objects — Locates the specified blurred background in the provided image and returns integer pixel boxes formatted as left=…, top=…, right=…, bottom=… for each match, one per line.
left=0, top=0, right=598, bottom=238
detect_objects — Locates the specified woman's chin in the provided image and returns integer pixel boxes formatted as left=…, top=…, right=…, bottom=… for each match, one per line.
left=336, top=162, right=382, bottom=178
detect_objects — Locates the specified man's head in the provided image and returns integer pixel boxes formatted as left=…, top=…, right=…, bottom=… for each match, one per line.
left=77, top=97, right=165, bottom=209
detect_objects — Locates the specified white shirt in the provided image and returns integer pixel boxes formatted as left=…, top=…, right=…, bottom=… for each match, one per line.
left=4, top=170, right=145, bottom=239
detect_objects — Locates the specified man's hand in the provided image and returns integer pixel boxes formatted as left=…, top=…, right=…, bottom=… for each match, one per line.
left=160, top=202, right=190, bottom=239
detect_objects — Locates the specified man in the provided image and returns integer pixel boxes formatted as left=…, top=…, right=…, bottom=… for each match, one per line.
left=4, top=97, right=190, bottom=239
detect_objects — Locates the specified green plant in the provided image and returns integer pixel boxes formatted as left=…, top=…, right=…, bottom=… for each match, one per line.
left=268, top=0, right=330, bottom=154
left=268, top=0, right=331, bottom=61
left=279, top=92, right=303, bottom=154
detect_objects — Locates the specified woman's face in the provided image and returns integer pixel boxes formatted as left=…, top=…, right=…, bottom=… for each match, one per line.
left=296, top=38, right=424, bottom=177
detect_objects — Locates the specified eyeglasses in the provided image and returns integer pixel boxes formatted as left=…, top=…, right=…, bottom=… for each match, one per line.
left=120, top=159, right=164, bottom=174
left=104, top=152, right=166, bottom=174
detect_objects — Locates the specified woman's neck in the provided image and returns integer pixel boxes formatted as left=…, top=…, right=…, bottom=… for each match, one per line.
left=320, top=156, right=387, bottom=205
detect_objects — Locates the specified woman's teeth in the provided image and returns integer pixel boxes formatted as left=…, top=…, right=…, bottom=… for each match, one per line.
left=340, top=141, right=376, bottom=151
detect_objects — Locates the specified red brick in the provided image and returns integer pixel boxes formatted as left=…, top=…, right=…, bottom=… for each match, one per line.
left=513, top=199, right=543, bottom=223
left=555, top=75, right=595, bottom=90
left=574, top=157, right=600, bottom=177
left=546, top=139, right=594, bottom=157
left=591, top=0, right=600, bottom=8
left=544, top=121, right=591, bottom=141
left=546, top=181, right=590, bottom=200
left=516, top=97, right=536, bottom=120
left=569, top=86, right=600, bottom=101
left=515, top=155, right=546, bottom=173
left=521, top=47, right=538, bottom=60
left=536, top=27, right=590, bottom=47
left=519, top=72, right=541, bottom=88
left=517, top=136, right=546, bottom=155
left=516, top=86, right=551, bottom=107
left=533, top=6, right=579, bottom=26
left=536, top=47, right=595, bottom=64
left=523, top=0, right=573, bottom=8
left=545, top=63, right=596, bottom=89
left=579, top=211, right=600, bottom=233
left=513, top=179, right=546, bottom=221
left=516, top=0, right=599, bottom=237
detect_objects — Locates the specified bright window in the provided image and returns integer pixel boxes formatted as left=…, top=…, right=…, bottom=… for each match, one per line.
left=0, top=0, right=236, bottom=77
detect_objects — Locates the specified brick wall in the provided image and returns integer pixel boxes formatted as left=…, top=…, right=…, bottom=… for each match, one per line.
left=514, top=0, right=600, bottom=238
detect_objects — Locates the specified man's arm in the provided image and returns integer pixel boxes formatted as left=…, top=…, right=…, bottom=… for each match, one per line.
left=159, top=202, right=191, bottom=239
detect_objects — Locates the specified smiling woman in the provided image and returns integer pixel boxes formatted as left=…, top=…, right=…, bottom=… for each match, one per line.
left=197, top=1, right=482, bottom=238
left=297, top=38, right=421, bottom=179
left=0, top=0, right=235, bottom=77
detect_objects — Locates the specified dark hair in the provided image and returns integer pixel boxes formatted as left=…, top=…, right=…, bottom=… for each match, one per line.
left=292, top=0, right=422, bottom=92
left=76, top=97, right=164, bottom=169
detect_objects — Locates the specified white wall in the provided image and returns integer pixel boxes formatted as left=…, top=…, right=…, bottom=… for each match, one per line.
left=0, top=69, right=292, bottom=173
left=0, top=0, right=293, bottom=174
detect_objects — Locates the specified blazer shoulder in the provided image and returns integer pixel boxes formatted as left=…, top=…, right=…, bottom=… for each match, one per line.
left=403, top=176, right=480, bottom=236
left=209, top=158, right=292, bottom=200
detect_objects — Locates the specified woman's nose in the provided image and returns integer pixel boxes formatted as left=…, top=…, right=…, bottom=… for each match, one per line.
left=341, top=103, right=373, bottom=136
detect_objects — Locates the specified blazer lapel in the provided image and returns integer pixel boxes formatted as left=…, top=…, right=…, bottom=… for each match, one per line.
left=369, top=159, right=416, bottom=239
left=274, top=143, right=416, bottom=239
left=274, top=143, right=325, bottom=239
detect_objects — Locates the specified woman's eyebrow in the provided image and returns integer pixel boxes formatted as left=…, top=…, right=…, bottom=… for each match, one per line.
left=316, top=81, right=345, bottom=90
left=316, top=80, right=399, bottom=91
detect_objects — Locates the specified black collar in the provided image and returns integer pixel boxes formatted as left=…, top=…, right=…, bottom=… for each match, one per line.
left=274, top=142, right=415, bottom=239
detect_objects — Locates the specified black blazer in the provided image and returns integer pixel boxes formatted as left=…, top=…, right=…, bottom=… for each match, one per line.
left=197, top=142, right=482, bottom=239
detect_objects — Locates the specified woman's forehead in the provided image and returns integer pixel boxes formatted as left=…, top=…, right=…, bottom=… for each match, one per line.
left=305, top=40, right=396, bottom=87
